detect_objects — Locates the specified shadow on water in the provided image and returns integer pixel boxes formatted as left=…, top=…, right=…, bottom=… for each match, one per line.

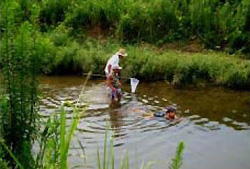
left=39, top=75, right=250, bottom=169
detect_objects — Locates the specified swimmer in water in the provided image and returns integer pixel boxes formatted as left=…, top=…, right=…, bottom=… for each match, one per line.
left=166, top=107, right=176, bottom=120
left=153, top=106, right=182, bottom=122
left=165, top=106, right=183, bottom=122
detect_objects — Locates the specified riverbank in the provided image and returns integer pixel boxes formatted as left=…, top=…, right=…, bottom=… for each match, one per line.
left=1, top=0, right=249, bottom=90
left=41, top=39, right=250, bottom=89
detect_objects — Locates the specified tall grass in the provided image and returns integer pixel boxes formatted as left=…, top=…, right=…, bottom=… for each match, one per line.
left=1, top=110, right=185, bottom=169
left=34, top=104, right=84, bottom=169
left=169, top=142, right=185, bottom=169
left=1, top=102, right=85, bottom=169
left=0, top=1, right=52, bottom=167
left=40, top=37, right=250, bottom=89
left=97, top=129, right=184, bottom=169
left=1, top=0, right=249, bottom=89
left=1, top=0, right=249, bottom=53
left=0, top=1, right=41, bottom=167
left=61, top=0, right=250, bottom=53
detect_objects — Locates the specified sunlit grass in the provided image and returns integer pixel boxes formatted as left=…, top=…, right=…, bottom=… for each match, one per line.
left=42, top=38, right=250, bottom=89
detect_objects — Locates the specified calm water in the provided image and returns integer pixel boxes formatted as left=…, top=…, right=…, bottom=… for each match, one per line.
left=39, top=76, right=250, bottom=169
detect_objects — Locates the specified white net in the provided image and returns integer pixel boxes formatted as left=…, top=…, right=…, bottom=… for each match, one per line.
left=130, top=78, right=139, bottom=93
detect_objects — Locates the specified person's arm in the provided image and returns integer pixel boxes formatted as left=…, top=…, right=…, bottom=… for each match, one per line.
left=107, top=76, right=116, bottom=92
left=166, top=113, right=170, bottom=119
left=108, top=64, right=112, bottom=75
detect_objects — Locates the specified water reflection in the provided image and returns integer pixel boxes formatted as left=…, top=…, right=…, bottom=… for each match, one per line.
left=108, top=103, right=124, bottom=132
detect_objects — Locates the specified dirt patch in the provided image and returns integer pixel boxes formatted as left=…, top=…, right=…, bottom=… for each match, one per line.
left=137, top=39, right=206, bottom=54
left=162, top=39, right=205, bottom=53
left=87, top=26, right=104, bottom=38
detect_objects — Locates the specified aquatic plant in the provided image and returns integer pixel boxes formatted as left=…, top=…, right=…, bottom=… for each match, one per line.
left=168, top=142, right=185, bottom=169
left=1, top=103, right=85, bottom=169
left=97, top=125, right=184, bottom=169
left=34, top=104, right=85, bottom=169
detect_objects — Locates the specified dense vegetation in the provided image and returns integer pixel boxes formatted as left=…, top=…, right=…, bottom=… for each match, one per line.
left=1, top=0, right=249, bottom=53
left=1, top=0, right=249, bottom=90
left=39, top=39, right=249, bottom=89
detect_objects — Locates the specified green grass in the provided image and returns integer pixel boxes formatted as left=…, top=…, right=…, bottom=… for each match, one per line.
left=97, top=129, right=184, bottom=169
left=1, top=0, right=249, bottom=90
left=1, top=118, right=185, bottom=169
left=0, top=140, right=25, bottom=169
left=62, top=0, right=249, bottom=53
left=40, top=37, right=250, bottom=89
left=1, top=102, right=84, bottom=169
left=169, top=142, right=185, bottom=169
left=1, top=0, right=249, bottom=53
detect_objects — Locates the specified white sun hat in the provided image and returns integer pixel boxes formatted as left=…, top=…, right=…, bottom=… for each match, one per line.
left=117, top=48, right=128, bottom=57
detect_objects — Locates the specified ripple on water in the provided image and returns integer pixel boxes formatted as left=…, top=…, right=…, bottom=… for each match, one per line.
left=39, top=77, right=250, bottom=169
left=188, top=115, right=201, bottom=120
left=192, top=118, right=209, bottom=125
left=40, top=79, right=250, bottom=137
left=204, top=121, right=221, bottom=130
left=230, top=121, right=250, bottom=130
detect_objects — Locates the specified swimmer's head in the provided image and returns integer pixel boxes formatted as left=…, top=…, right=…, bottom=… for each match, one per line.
left=169, top=111, right=175, bottom=119
left=166, top=106, right=176, bottom=113
left=166, top=106, right=176, bottom=119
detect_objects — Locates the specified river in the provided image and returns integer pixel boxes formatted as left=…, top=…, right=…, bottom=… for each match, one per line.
left=39, top=75, right=250, bottom=169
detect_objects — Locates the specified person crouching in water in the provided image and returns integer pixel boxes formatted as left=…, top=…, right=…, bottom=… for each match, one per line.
left=107, top=65, right=122, bottom=102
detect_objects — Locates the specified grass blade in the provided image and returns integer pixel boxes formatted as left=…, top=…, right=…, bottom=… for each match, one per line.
left=60, top=106, right=67, bottom=168
left=97, top=146, right=102, bottom=169
left=0, top=140, right=25, bottom=169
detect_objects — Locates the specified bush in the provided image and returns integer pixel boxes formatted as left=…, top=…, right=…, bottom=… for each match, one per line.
left=42, top=38, right=249, bottom=89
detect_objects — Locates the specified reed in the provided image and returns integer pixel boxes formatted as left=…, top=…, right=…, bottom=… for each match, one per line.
left=169, top=142, right=185, bottom=169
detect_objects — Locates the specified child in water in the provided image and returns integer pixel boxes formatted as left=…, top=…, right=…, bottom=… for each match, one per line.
left=153, top=106, right=182, bottom=122
left=107, top=65, right=122, bottom=102
left=165, top=107, right=177, bottom=120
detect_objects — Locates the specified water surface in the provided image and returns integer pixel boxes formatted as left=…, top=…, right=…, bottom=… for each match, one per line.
left=40, top=76, right=250, bottom=169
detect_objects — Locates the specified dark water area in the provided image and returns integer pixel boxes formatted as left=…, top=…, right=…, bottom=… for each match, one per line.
left=39, top=75, right=250, bottom=169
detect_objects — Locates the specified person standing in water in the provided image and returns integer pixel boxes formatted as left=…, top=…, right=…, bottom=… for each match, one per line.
left=107, top=65, right=122, bottom=102
left=104, top=48, right=127, bottom=78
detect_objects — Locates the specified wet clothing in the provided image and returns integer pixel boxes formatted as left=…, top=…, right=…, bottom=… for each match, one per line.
left=108, top=72, right=122, bottom=100
left=111, top=72, right=120, bottom=89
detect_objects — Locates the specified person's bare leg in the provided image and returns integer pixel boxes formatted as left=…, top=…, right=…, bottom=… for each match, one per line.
left=117, top=89, right=122, bottom=102
left=117, top=95, right=121, bottom=102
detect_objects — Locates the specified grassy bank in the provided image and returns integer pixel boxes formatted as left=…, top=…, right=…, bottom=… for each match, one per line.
left=1, top=0, right=249, bottom=89
left=1, top=0, right=250, bottom=54
left=41, top=37, right=250, bottom=89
